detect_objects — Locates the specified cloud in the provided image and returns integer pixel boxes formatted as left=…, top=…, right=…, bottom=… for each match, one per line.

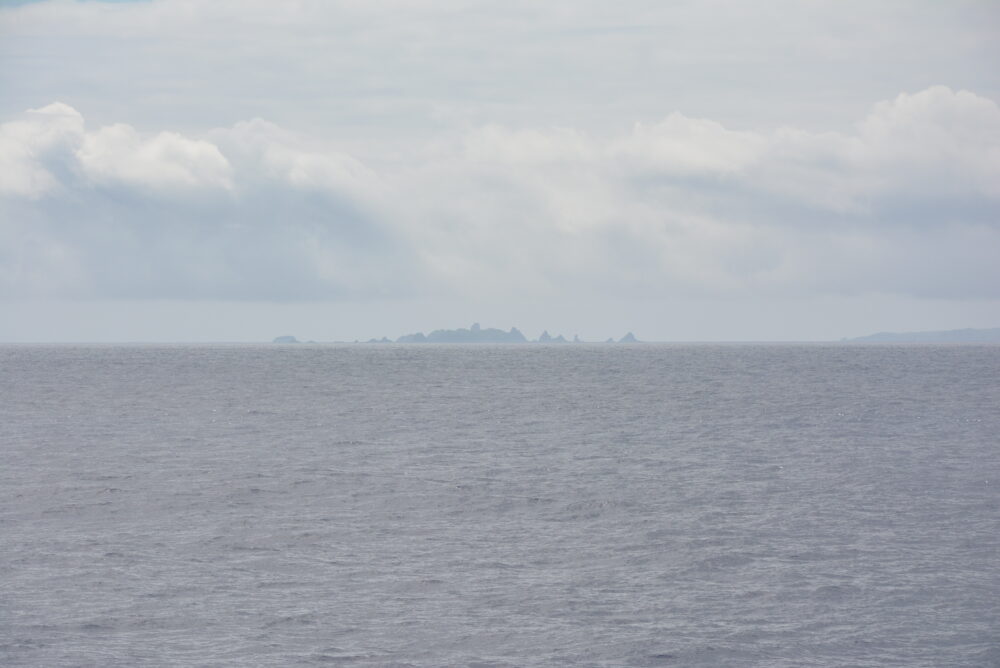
left=0, top=101, right=233, bottom=196
left=612, top=114, right=765, bottom=176
left=1, top=87, right=998, bottom=303
left=0, top=104, right=401, bottom=300
left=78, top=124, right=233, bottom=191
left=5, top=0, right=998, bottom=141
left=856, top=86, right=1000, bottom=200
left=748, top=86, right=1000, bottom=218
left=0, top=102, right=84, bottom=198
left=208, top=119, right=381, bottom=198
left=405, top=86, right=1000, bottom=297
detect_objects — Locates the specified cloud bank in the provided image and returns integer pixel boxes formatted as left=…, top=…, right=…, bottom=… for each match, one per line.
left=1, top=86, right=999, bottom=302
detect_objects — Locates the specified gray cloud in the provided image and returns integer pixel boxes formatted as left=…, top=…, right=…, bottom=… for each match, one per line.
left=3, top=1, right=998, bottom=138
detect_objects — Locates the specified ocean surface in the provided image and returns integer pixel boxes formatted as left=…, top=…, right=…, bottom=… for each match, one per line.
left=2, top=343, right=998, bottom=667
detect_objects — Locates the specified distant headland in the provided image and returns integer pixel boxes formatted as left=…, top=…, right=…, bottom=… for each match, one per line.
left=273, top=323, right=640, bottom=344
left=846, top=327, right=1000, bottom=343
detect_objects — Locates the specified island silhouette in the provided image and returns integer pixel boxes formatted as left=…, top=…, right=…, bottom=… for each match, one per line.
left=397, top=322, right=526, bottom=343
left=393, top=324, right=640, bottom=343
left=274, top=324, right=641, bottom=344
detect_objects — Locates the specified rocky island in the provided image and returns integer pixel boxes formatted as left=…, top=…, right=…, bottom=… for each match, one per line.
left=393, top=324, right=640, bottom=344
left=397, top=323, right=527, bottom=343
left=274, top=324, right=641, bottom=344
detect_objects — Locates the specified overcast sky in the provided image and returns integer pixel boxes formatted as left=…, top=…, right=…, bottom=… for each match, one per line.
left=1, top=0, right=999, bottom=341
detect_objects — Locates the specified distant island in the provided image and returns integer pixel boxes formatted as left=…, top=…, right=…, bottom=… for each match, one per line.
left=273, top=323, right=641, bottom=344
left=847, top=327, right=1000, bottom=343
left=393, top=324, right=640, bottom=344
left=397, top=323, right=527, bottom=343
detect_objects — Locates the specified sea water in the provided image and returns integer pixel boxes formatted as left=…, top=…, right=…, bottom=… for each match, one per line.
left=1, top=344, right=998, bottom=667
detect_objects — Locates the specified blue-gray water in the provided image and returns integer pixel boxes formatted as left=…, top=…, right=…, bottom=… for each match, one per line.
left=2, top=344, right=998, bottom=667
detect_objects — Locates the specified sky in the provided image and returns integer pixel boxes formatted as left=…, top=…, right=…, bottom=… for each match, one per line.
left=1, top=0, right=999, bottom=342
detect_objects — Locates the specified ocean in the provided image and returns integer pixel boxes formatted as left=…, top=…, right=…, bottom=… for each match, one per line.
left=2, top=343, right=998, bottom=667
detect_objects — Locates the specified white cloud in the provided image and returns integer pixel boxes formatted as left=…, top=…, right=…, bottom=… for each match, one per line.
left=1, top=87, right=998, bottom=304
left=0, top=102, right=233, bottom=195
left=398, top=86, right=1000, bottom=299
left=208, top=119, right=381, bottom=196
left=463, top=125, right=597, bottom=165
left=612, top=114, right=765, bottom=176
left=77, top=124, right=233, bottom=191
left=0, top=102, right=84, bottom=198
left=855, top=86, right=1000, bottom=200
